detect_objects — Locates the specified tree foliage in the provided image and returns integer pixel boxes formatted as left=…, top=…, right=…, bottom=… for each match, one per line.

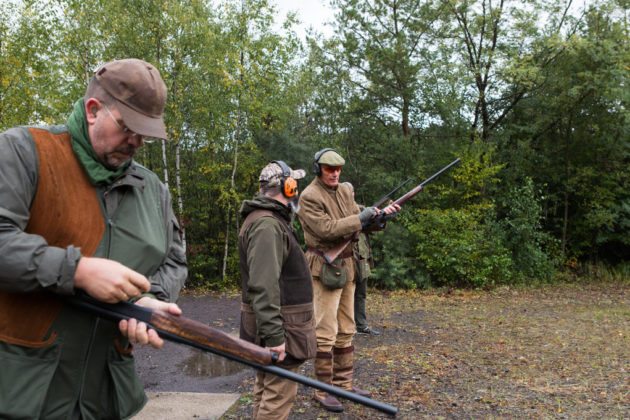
left=1, top=0, right=629, bottom=289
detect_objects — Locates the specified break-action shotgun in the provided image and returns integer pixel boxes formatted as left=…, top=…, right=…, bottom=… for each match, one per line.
left=322, top=158, right=461, bottom=264
left=372, top=177, right=413, bottom=208
left=65, top=294, right=398, bottom=416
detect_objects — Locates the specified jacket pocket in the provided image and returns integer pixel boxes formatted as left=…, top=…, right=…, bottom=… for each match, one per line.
left=0, top=339, right=62, bottom=419
left=239, top=303, right=261, bottom=346
left=281, top=303, right=317, bottom=361
left=108, top=350, right=147, bottom=420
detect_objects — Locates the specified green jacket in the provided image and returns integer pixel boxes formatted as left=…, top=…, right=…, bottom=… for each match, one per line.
left=238, top=194, right=316, bottom=363
left=0, top=125, right=187, bottom=419
left=355, top=232, right=373, bottom=280
left=239, top=195, right=292, bottom=346
left=354, top=205, right=373, bottom=280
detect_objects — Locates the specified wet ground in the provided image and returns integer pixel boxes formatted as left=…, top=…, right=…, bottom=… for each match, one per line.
left=134, top=292, right=250, bottom=395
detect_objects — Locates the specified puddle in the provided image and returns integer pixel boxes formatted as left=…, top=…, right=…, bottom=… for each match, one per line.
left=177, top=349, right=246, bottom=377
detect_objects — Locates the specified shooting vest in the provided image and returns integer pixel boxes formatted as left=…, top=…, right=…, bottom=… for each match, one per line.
left=0, top=128, right=104, bottom=345
left=0, top=126, right=166, bottom=419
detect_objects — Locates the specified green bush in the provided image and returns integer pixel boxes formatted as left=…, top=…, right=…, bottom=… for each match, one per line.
left=493, top=177, right=560, bottom=282
left=369, top=224, right=431, bottom=289
left=409, top=206, right=514, bottom=288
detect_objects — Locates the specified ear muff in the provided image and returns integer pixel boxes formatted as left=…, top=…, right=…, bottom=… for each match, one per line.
left=312, top=147, right=337, bottom=175
left=283, top=177, right=298, bottom=198
left=271, top=160, right=298, bottom=198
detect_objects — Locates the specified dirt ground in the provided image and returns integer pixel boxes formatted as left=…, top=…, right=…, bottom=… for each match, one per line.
left=135, top=281, right=629, bottom=419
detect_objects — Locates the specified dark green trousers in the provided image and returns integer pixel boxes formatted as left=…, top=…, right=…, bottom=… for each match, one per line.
left=354, top=278, right=368, bottom=329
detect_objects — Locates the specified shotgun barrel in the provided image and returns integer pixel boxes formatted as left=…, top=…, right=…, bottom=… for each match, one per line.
left=372, top=177, right=413, bottom=208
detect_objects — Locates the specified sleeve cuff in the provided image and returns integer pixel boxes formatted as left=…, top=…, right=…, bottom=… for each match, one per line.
left=130, top=292, right=157, bottom=303
left=265, top=333, right=285, bottom=347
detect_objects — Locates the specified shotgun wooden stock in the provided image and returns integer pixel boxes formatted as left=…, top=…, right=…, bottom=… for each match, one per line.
left=149, top=307, right=274, bottom=365
left=322, top=158, right=461, bottom=264
left=65, top=293, right=274, bottom=365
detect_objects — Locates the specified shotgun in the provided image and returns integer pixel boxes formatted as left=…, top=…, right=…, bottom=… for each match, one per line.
left=372, top=178, right=413, bottom=208
left=322, top=158, right=461, bottom=264
left=65, top=294, right=398, bottom=416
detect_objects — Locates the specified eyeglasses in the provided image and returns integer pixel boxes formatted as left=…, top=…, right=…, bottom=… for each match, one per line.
left=321, top=165, right=342, bottom=173
left=103, top=106, right=156, bottom=144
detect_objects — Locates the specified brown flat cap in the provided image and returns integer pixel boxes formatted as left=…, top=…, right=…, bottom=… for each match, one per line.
left=94, top=58, right=168, bottom=139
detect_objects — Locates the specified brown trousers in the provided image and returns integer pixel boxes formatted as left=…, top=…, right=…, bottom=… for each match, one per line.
left=252, top=364, right=301, bottom=420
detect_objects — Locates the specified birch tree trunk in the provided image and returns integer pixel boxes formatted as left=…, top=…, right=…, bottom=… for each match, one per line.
left=175, top=142, right=186, bottom=250
left=161, top=139, right=169, bottom=189
left=221, top=42, right=245, bottom=283
left=221, top=120, right=241, bottom=282
left=561, top=125, right=571, bottom=258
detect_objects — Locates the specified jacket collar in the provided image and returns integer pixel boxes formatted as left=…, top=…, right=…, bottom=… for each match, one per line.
left=315, top=175, right=338, bottom=193
left=107, top=161, right=146, bottom=191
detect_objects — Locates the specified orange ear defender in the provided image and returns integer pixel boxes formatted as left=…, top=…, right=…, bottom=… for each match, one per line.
left=272, top=160, right=298, bottom=198
left=283, top=177, right=298, bottom=198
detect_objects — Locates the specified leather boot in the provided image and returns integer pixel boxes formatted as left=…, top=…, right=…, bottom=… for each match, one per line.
left=333, top=345, right=371, bottom=397
left=313, top=350, right=343, bottom=412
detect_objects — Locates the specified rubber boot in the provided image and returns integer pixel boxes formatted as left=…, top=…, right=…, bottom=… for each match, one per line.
left=333, top=345, right=371, bottom=397
left=313, top=350, right=343, bottom=412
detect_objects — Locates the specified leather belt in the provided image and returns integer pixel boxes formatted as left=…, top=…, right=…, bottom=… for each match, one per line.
left=308, top=247, right=353, bottom=259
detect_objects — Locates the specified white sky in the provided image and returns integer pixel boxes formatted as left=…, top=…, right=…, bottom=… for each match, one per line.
left=272, top=0, right=336, bottom=39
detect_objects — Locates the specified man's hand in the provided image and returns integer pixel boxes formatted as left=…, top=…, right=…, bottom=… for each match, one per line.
left=74, top=257, right=150, bottom=303
left=268, top=342, right=286, bottom=362
left=379, top=199, right=402, bottom=214
left=119, top=296, right=182, bottom=349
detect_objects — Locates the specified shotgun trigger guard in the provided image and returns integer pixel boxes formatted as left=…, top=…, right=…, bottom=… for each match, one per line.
left=362, top=212, right=394, bottom=232
left=382, top=212, right=397, bottom=221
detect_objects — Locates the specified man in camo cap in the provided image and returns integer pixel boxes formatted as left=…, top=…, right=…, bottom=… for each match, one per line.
left=297, top=148, right=400, bottom=412
left=239, top=161, right=316, bottom=419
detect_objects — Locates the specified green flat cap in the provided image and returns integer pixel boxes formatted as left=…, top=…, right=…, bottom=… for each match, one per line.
left=318, top=150, right=345, bottom=166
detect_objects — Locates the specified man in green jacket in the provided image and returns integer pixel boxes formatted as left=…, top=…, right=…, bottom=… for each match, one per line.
left=239, top=161, right=316, bottom=420
left=297, top=148, right=400, bottom=412
left=0, top=58, right=187, bottom=419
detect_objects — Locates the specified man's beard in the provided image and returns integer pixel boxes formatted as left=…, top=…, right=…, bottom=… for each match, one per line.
left=288, top=195, right=300, bottom=213
left=103, top=145, right=136, bottom=169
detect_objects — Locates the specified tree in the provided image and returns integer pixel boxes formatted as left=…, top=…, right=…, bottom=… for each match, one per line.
left=0, top=1, right=65, bottom=129
left=501, top=1, right=630, bottom=261
left=434, top=0, right=579, bottom=143
left=330, top=0, right=445, bottom=137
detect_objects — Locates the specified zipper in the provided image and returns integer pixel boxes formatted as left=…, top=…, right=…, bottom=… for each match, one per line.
left=75, top=315, right=100, bottom=417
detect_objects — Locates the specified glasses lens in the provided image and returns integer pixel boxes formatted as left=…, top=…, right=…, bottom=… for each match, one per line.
left=323, top=165, right=341, bottom=173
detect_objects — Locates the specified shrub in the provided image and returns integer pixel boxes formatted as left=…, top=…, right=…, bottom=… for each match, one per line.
left=409, top=205, right=514, bottom=288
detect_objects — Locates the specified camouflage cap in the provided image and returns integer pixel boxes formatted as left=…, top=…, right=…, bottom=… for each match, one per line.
left=259, top=162, right=306, bottom=187
left=317, top=150, right=345, bottom=166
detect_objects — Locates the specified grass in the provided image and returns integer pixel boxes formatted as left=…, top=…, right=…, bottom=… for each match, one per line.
left=366, top=281, right=630, bottom=419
